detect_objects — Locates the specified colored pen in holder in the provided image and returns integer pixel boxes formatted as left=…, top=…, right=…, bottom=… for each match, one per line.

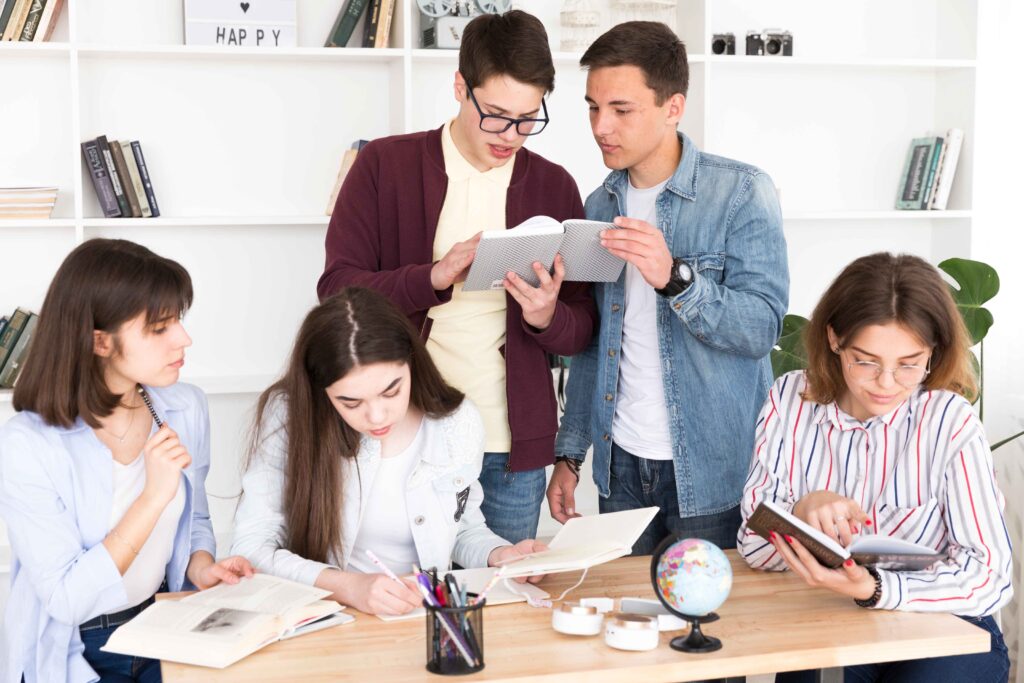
left=424, top=593, right=485, bottom=676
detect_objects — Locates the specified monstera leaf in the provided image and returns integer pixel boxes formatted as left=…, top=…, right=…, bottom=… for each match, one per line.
left=939, top=258, right=999, bottom=345
left=771, top=314, right=809, bottom=378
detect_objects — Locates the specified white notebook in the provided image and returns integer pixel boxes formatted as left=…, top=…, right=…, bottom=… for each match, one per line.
left=375, top=566, right=550, bottom=622
left=461, top=216, right=625, bottom=292
left=496, top=507, right=659, bottom=579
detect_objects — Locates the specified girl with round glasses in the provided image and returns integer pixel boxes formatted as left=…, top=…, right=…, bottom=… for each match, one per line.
left=739, top=252, right=1011, bottom=682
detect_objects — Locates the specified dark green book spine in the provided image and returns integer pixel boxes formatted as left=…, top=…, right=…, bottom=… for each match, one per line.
left=19, top=0, right=44, bottom=40
left=0, top=307, right=29, bottom=377
left=325, top=0, right=369, bottom=48
left=0, top=312, right=36, bottom=388
left=0, top=0, right=19, bottom=36
left=362, top=0, right=381, bottom=47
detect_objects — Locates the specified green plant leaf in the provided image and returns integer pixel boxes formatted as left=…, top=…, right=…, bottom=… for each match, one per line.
left=991, top=429, right=1024, bottom=452
left=938, top=258, right=999, bottom=345
left=771, top=314, right=810, bottom=378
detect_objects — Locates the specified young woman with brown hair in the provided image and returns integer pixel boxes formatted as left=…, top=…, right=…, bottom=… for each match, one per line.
left=738, top=252, right=1011, bottom=682
left=0, top=238, right=253, bottom=683
left=231, top=287, right=545, bottom=617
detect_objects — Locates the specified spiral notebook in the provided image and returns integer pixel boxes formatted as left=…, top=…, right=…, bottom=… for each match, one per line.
left=461, top=216, right=625, bottom=292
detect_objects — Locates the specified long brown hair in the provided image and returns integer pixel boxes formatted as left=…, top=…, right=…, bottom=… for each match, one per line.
left=14, top=238, right=193, bottom=427
left=803, top=252, right=977, bottom=404
left=249, top=287, right=464, bottom=564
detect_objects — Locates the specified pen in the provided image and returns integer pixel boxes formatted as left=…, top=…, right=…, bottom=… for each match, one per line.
left=472, top=566, right=506, bottom=606
left=411, top=570, right=479, bottom=667
left=365, top=550, right=405, bottom=585
left=137, top=385, right=164, bottom=428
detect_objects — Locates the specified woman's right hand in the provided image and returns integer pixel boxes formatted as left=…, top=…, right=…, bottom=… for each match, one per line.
left=792, top=490, right=871, bottom=547
left=337, top=572, right=423, bottom=616
left=141, top=425, right=191, bottom=507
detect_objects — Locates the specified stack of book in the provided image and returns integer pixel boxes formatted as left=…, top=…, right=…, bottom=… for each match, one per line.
left=0, top=187, right=57, bottom=219
left=325, top=0, right=396, bottom=48
left=0, top=307, right=38, bottom=390
left=80, top=137, right=160, bottom=219
left=325, top=139, right=368, bottom=214
left=895, top=128, right=964, bottom=211
left=0, top=0, right=64, bottom=42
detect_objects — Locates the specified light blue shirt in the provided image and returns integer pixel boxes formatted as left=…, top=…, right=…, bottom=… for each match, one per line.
left=556, top=132, right=790, bottom=517
left=0, top=383, right=217, bottom=683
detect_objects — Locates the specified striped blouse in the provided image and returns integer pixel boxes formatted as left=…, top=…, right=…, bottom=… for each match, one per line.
left=737, top=371, right=1013, bottom=617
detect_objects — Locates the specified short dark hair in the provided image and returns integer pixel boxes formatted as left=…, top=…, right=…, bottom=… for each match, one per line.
left=459, top=9, right=555, bottom=93
left=580, top=21, right=688, bottom=103
left=14, top=238, right=193, bottom=428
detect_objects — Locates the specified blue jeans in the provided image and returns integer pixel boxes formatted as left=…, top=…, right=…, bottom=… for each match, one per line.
left=599, top=442, right=741, bottom=555
left=776, top=614, right=1009, bottom=683
left=477, top=452, right=546, bottom=544
left=80, top=622, right=162, bottom=683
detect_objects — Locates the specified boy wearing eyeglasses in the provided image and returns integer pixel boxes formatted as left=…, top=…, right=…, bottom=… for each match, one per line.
left=317, top=10, right=596, bottom=545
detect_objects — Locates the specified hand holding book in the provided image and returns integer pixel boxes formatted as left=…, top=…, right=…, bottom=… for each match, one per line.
left=791, top=490, right=872, bottom=547
left=430, top=232, right=481, bottom=291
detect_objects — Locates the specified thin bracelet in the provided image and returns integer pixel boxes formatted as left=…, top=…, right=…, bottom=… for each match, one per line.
left=554, top=456, right=581, bottom=482
left=109, top=528, right=140, bottom=556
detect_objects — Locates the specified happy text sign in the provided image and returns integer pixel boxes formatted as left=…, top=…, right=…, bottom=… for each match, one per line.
left=184, top=0, right=297, bottom=48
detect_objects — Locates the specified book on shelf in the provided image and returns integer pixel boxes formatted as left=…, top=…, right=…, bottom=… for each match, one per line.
left=0, top=307, right=33, bottom=383
left=361, top=0, right=381, bottom=47
left=18, top=0, right=43, bottom=41
left=374, top=0, right=394, bottom=48
left=462, top=216, right=626, bottom=292
left=81, top=138, right=121, bottom=217
left=1, top=0, right=30, bottom=41
left=746, top=500, right=943, bottom=571
left=0, top=317, right=8, bottom=350
left=97, top=136, right=132, bottom=217
left=896, top=136, right=942, bottom=210
left=0, top=310, right=37, bottom=388
left=130, top=141, right=160, bottom=217
left=102, top=573, right=352, bottom=669
left=0, top=187, right=58, bottom=219
left=119, top=141, right=152, bottom=217
left=0, top=0, right=17, bottom=38
left=108, top=140, right=143, bottom=218
left=928, top=128, right=964, bottom=211
left=31, top=0, right=61, bottom=42
left=325, top=139, right=368, bottom=215
left=325, top=0, right=369, bottom=48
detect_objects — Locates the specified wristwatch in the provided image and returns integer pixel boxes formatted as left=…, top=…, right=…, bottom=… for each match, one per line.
left=655, top=258, right=694, bottom=298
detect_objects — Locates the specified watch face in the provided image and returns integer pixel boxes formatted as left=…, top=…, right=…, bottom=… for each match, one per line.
left=677, top=261, right=693, bottom=283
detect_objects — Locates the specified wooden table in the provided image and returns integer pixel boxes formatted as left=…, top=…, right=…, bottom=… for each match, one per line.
left=162, top=552, right=990, bottom=682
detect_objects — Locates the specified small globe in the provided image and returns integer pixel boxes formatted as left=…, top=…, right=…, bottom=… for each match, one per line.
left=652, top=537, right=733, bottom=618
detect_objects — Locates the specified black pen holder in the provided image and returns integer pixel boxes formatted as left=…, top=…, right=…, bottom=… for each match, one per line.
left=424, top=596, right=486, bottom=675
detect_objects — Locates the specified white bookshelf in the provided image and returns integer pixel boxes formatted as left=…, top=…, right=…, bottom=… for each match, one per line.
left=0, top=0, right=979, bottom=563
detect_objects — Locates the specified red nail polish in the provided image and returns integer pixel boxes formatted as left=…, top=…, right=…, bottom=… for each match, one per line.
left=784, top=535, right=795, bottom=544
left=769, top=531, right=776, bottom=540
left=865, top=520, right=873, bottom=526
left=844, top=559, right=854, bottom=567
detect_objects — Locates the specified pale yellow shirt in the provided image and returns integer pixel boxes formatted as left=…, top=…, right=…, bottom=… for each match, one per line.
left=426, top=120, right=514, bottom=452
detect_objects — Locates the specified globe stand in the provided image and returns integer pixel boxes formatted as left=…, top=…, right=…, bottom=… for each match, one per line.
left=669, top=612, right=722, bottom=653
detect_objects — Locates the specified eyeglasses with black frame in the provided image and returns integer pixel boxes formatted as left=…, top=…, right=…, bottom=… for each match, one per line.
left=466, top=87, right=549, bottom=136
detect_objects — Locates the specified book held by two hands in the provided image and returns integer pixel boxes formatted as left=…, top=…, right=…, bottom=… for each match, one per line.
left=747, top=500, right=942, bottom=571
left=102, top=574, right=352, bottom=669
left=461, top=216, right=626, bottom=292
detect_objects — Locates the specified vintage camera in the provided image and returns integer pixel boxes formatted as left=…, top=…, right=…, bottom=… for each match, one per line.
left=764, top=30, right=793, bottom=56
left=746, top=29, right=793, bottom=56
left=419, top=0, right=510, bottom=49
left=711, top=33, right=735, bottom=55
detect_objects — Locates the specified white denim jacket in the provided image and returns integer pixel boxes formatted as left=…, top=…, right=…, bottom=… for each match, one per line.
left=231, top=396, right=508, bottom=586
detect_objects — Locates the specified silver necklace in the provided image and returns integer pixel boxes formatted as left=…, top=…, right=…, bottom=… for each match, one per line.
left=101, top=399, right=140, bottom=444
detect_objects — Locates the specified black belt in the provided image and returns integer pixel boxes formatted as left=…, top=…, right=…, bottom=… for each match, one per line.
left=80, top=581, right=167, bottom=632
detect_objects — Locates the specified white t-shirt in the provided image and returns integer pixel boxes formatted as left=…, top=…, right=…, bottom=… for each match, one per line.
left=348, top=421, right=425, bottom=577
left=108, top=454, right=186, bottom=609
left=611, top=177, right=675, bottom=461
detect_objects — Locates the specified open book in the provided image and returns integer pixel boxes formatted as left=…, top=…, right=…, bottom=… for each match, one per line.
left=496, top=507, right=659, bottom=578
left=102, top=574, right=352, bottom=669
left=747, top=500, right=943, bottom=571
left=462, top=216, right=624, bottom=292
left=376, top=566, right=550, bottom=622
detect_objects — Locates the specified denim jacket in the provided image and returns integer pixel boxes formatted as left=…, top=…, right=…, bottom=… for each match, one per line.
left=0, top=383, right=217, bottom=683
left=555, top=133, right=789, bottom=517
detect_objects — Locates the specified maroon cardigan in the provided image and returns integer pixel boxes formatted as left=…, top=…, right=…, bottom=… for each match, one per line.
left=317, top=126, right=597, bottom=471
